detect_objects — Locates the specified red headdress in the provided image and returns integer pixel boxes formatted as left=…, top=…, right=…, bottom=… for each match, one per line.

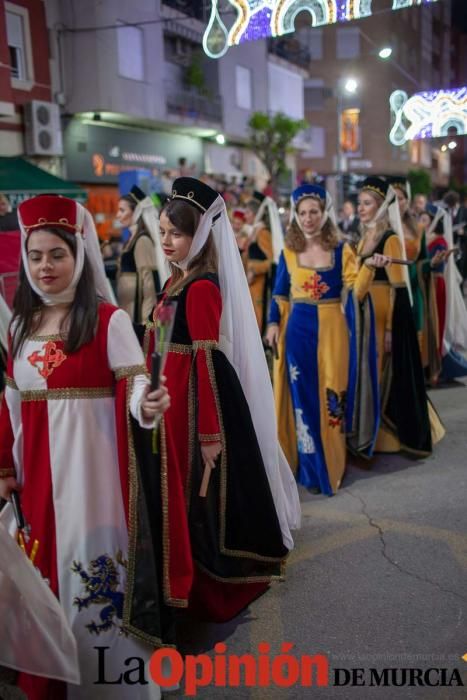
left=18, top=195, right=82, bottom=235
left=231, top=209, right=246, bottom=222
left=17, top=195, right=114, bottom=305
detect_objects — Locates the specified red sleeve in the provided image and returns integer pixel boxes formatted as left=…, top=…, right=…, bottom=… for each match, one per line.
left=186, top=280, right=222, bottom=443
left=0, top=345, right=17, bottom=478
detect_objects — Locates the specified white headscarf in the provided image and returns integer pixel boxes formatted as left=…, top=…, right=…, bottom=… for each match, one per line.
left=291, top=191, right=337, bottom=236
left=255, top=196, right=284, bottom=263
left=174, top=194, right=301, bottom=550
left=0, top=291, right=11, bottom=350
left=440, top=208, right=467, bottom=353
left=18, top=200, right=115, bottom=306
left=364, top=184, right=413, bottom=306
left=426, top=206, right=444, bottom=238
left=133, top=196, right=169, bottom=287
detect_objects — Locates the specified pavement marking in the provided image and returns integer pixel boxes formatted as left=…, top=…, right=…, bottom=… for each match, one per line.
left=295, top=503, right=467, bottom=570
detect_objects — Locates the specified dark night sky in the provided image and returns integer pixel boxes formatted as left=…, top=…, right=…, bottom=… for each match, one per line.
left=452, top=0, right=467, bottom=32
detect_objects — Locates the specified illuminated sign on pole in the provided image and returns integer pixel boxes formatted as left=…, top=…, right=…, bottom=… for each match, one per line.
left=203, top=0, right=439, bottom=59
left=389, top=87, right=467, bottom=146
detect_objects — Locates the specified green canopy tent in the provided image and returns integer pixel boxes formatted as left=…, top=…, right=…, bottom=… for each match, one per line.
left=0, top=157, right=86, bottom=205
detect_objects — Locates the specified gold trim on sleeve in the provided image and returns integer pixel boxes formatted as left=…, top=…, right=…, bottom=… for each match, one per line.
left=114, top=365, right=149, bottom=380
left=199, top=433, right=222, bottom=443
left=5, top=376, right=18, bottom=390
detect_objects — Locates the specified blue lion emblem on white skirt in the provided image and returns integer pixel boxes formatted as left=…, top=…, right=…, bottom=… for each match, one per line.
left=71, top=552, right=126, bottom=634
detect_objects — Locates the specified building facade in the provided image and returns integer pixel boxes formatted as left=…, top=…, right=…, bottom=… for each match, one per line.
left=0, top=0, right=56, bottom=165
left=293, top=0, right=453, bottom=198
left=43, top=0, right=305, bottom=198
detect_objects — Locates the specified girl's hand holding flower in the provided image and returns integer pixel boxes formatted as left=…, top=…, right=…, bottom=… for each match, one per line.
left=141, top=376, right=170, bottom=420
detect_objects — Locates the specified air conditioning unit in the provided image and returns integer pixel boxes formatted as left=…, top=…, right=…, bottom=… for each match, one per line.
left=24, top=101, right=63, bottom=156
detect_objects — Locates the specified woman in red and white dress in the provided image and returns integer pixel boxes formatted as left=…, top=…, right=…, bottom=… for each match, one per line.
left=137, top=178, right=300, bottom=623
left=0, top=195, right=169, bottom=700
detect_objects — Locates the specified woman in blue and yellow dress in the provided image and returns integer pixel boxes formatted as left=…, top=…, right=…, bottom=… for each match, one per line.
left=356, top=177, right=445, bottom=455
left=265, top=185, right=384, bottom=495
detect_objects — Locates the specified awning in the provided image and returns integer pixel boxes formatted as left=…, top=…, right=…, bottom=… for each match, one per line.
left=0, top=157, right=86, bottom=201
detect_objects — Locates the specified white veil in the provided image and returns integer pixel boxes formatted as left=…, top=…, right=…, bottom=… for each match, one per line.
left=0, top=291, right=11, bottom=350
left=133, top=196, right=169, bottom=287
left=78, top=204, right=117, bottom=304
left=366, top=184, right=413, bottom=306
left=441, top=209, right=467, bottom=352
left=291, top=190, right=338, bottom=232
left=256, top=196, right=284, bottom=263
left=175, top=195, right=301, bottom=549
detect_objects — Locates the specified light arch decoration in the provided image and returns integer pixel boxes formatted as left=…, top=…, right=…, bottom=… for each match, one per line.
left=203, top=0, right=438, bottom=59
left=392, top=0, right=437, bottom=8
left=271, top=1, right=336, bottom=37
left=389, top=87, right=467, bottom=146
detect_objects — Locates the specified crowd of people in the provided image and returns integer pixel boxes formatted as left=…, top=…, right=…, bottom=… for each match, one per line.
left=0, top=173, right=466, bottom=698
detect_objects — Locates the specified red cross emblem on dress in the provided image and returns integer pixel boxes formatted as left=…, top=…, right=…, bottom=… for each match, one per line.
left=302, top=274, right=330, bottom=301
left=27, top=341, right=67, bottom=378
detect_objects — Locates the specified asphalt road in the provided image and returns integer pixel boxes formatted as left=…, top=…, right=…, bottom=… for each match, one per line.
left=1, top=380, right=465, bottom=700
left=174, top=378, right=467, bottom=700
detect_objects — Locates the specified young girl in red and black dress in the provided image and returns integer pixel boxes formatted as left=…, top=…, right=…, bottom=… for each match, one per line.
left=136, top=177, right=300, bottom=623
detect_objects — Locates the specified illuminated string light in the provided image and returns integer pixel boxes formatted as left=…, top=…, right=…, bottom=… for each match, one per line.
left=389, top=86, right=467, bottom=146
left=202, top=0, right=438, bottom=58
left=392, top=0, right=437, bottom=8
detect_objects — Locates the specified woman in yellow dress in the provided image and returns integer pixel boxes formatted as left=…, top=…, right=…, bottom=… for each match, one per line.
left=357, top=177, right=444, bottom=455
left=244, top=194, right=273, bottom=332
left=265, top=184, right=384, bottom=495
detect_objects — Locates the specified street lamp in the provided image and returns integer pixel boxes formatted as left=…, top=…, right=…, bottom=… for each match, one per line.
left=378, top=47, right=393, bottom=60
left=215, top=133, right=225, bottom=145
left=344, top=78, right=359, bottom=94
left=359, top=28, right=419, bottom=87
left=448, top=141, right=458, bottom=150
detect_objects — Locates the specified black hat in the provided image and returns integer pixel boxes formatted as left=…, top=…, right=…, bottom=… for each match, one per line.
left=387, top=176, right=409, bottom=197
left=253, top=190, right=266, bottom=204
left=360, top=177, right=389, bottom=200
left=128, top=185, right=146, bottom=204
left=425, top=203, right=438, bottom=219
left=170, top=177, right=218, bottom=213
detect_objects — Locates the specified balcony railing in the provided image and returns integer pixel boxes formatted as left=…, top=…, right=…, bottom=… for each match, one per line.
left=164, top=82, right=222, bottom=124
left=162, top=0, right=210, bottom=22
left=268, top=38, right=311, bottom=68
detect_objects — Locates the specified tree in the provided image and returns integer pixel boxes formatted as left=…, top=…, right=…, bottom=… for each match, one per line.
left=407, top=168, right=432, bottom=196
left=185, top=50, right=209, bottom=95
left=248, top=112, right=308, bottom=189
